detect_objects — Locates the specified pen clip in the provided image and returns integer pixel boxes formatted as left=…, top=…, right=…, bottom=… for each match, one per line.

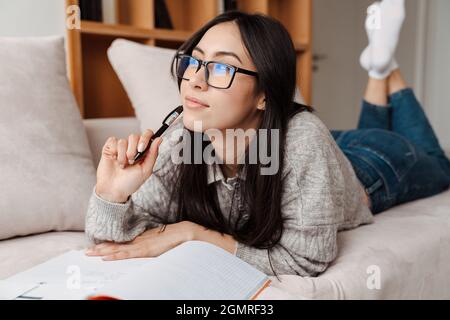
left=162, top=105, right=184, bottom=126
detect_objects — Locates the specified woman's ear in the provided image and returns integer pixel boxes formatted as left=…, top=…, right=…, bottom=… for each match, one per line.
left=257, top=97, right=266, bottom=111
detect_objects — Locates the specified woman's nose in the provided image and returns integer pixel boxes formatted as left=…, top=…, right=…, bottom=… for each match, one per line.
left=188, top=64, right=208, bottom=90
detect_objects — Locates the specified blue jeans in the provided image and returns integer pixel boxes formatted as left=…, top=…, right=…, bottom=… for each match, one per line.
left=331, top=88, right=450, bottom=214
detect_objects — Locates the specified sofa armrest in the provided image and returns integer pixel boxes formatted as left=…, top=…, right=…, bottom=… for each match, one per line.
left=83, top=117, right=141, bottom=168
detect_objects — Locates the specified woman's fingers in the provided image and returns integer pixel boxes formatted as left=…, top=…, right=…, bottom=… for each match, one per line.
left=85, top=243, right=121, bottom=256
left=138, top=129, right=154, bottom=153
left=86, top=242, right=148, bottom=258
left=117, top=139, right=128, bottom=168
left=102, top=137, right=118, bottom=160
left=141, top=137, right=163, bottom=177
left=85, top=239, right=154, bottom=260
left=126, top=134, right=140, bottom=165
left=102, top=245, right=149, bottom=261
left=102, top=131, right=156, bottom=168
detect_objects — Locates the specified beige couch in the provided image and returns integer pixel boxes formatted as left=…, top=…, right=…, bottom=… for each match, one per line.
left=1, top=116, right=450, bottom=300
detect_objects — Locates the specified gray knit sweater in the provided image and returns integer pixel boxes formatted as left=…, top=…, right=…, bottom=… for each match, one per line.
left=85, top=111, right=374, bottom=277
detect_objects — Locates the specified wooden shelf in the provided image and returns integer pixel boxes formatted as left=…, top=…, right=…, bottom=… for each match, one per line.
left=80, top=21, right=191, bottom=42
left=80, top=20, right=307, bottom=52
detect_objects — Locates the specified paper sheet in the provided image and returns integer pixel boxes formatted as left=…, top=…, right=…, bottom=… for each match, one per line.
left=0, top=250, right=153, bottom=300
left=1, top=242, right=270, bottom=300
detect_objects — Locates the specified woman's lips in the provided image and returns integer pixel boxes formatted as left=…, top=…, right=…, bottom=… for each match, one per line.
left=185, top=96, right=209, bottom=109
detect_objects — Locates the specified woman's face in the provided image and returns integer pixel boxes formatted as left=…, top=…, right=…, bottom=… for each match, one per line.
left=180, top=22, right=265, bottom=132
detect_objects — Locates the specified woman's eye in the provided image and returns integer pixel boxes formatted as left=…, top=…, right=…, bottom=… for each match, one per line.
left=214, top=64, right=232, bottom=75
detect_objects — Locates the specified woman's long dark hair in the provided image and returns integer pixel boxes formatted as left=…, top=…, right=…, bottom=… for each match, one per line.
left=167, top=11, right=314, bottom=277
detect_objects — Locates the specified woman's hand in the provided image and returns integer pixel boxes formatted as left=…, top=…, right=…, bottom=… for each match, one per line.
left=85, top=221, right=238, bottom=260
left=95, top=130, right=163, bottom=203
left=85, top=221, right=197, bottom=260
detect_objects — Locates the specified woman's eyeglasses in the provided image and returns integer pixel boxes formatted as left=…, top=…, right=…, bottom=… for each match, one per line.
left=175, top=53, right=258, bottom=89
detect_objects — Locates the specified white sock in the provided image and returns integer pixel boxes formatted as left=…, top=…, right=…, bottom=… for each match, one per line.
left=369, top=58, right=399, bottom=80
left=360, top=2, right=379, bottom=71
left=360, top=0, right=405, bottom=79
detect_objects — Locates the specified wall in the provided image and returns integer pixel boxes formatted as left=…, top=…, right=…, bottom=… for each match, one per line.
left=0, top=0, right=66, bottom=37
left=423, top=0, right=450, bottom=151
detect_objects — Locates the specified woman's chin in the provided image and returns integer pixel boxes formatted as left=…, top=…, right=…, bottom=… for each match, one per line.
left=182, top=113, right=208, bottom=132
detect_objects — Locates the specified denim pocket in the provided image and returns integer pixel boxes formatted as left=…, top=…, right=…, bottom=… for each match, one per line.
left=342, top=148, right=395, bottom=214
left=348, top=129, right=418, bottom=183
left=344, top=150, right=384, bottom=195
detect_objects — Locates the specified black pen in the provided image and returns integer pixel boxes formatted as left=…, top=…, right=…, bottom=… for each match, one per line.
left=133, top=105, right=184, bottom=163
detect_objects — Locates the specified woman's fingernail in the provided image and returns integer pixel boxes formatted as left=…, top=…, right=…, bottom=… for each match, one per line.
left=128, top=159, right=135, bottom=165
left=138, top=143, right=145, bottom=152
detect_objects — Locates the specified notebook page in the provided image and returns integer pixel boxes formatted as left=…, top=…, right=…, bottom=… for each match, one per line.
left=95, top=241, right=270, bottom=300
left=1, top=250, right=153, bottom=300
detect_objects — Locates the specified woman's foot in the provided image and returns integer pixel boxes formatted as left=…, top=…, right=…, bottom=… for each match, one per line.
left=360, top=0, right=405, bottom=79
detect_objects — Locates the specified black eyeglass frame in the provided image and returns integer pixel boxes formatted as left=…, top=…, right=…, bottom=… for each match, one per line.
left=175, top=53, right=258, bottom=89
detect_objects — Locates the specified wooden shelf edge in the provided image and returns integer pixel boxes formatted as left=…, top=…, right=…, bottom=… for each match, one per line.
left=80, top=21, right=307, bottom=50
left=80, top=21, right=191, bottom=42
left=294, top=41, right=309, bottom=53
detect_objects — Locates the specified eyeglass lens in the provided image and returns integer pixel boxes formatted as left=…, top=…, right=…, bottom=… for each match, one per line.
left=177, top=55, right=236, bottom=88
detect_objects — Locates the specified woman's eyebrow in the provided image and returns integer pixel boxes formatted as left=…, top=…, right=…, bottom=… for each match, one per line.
left=193, top=46, right=243, bottom=64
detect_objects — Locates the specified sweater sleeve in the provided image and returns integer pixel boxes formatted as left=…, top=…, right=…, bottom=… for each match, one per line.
left=85, top=156, right=178, bottom=245
left=235, top=119, right=346, bottom=276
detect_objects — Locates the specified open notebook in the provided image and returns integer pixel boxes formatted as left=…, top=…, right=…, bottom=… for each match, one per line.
left=0, top=241, right=270, bottom=300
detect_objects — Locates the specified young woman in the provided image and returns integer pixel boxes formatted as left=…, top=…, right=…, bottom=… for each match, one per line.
left=85, top=4, right=450, bottom=277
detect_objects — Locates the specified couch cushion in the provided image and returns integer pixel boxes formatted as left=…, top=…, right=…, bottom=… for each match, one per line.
left=107, top=39, right=181, bottom=133
left=259, top=190, right=450, bottom=300
left=0, top=36, right=96, bottom=240
left=0, top=232, right=87, bottom=280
